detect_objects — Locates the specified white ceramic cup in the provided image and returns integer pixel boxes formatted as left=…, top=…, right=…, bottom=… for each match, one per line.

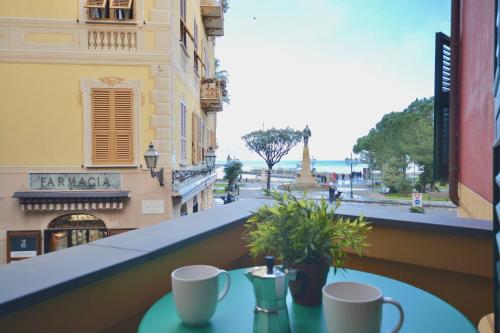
left=322, top=282, right=404, bottom=333
left=171, top=265, right=231, bottom=326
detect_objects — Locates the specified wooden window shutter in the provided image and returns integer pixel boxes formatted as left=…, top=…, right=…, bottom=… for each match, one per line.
left=85, top=0, right=107, bottom=8
left=92, top=89, right=112, bottom=164
left=180, top=103, right=187, bottom=162
left=198, top=117, right=202, bottom=162
left=192, top=114, right=198, bottom=164
left=113, top=89, right=134, bottom=164
left=91, top=88, right=134, bottom=165
left=110, top=0, right=133, bottom=9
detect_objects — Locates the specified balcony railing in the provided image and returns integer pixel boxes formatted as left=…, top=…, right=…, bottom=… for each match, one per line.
left=0, top=200, right=492, bottom=332
left=200, top=78, right=224, bottom=112
left=88, top=28, right=138, bottom=51
left=200, top=0, right=224, bottom=37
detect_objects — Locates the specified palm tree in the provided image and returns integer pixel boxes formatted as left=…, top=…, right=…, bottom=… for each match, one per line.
left=215, top=58, right=230, bottom=104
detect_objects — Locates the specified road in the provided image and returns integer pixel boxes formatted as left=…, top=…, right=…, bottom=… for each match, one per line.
left=222, top=182, right=457, bottom=218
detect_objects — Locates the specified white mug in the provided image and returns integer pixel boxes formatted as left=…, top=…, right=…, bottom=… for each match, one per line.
left=322, top=282, right=404, bottom=333
left=171, top=265, right=231, bottom=326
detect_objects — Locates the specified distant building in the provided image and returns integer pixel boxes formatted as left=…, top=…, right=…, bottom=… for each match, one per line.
left=0, top=0, right=227, bottom=264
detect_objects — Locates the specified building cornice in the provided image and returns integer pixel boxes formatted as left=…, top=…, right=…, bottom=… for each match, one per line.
left=0, top=49, right=169, bottom=65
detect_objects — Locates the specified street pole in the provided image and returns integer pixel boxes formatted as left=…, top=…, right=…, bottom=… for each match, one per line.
left=345, top=152, right=358, bottom=199
left=350, top=160, right=353, bottom=198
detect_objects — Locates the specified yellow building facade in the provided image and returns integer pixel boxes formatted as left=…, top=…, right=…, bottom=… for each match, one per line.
left=0, top=0, right=226, bottom=264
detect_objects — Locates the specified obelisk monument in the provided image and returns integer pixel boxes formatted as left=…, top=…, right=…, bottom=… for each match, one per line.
left=296, top=125, right=320, bottom=189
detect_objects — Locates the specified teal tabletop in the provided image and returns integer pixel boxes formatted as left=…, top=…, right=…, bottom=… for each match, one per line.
left=138, top=268, right=477, bottom=333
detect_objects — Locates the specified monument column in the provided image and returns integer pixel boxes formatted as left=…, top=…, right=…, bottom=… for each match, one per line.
left=296, top=126, right=320, bottom=189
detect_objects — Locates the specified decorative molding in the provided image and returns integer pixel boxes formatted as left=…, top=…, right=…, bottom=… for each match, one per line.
left=0, top=49, right=169, bottom=65
left=99, top=76, right=125, bottom=86
left=0, top=16, right=171, bottom=65
left=80, top=78, right=143, bottom=168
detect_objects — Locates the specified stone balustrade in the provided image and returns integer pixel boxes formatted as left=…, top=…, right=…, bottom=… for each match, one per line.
left=87, top=29, right=138, bottom=51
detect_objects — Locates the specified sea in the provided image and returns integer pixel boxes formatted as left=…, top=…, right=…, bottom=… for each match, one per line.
left=216, top=160, right=369, bottom=174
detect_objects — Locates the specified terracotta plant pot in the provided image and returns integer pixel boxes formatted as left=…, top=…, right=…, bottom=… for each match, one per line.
left=288, top=260, right=330, bottom=306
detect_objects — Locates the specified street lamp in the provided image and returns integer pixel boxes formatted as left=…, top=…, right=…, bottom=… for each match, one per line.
left=345, top=153, right=359, bottom=198
left=144, top=143, right=164, bottom=186
left=205, top=147, right=217, bottom=172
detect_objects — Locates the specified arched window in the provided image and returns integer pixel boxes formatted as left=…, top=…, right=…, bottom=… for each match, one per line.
left=180, top=203, right=188, bottom=216
left=45, top=214, right=107, bottom=253
left=48, top=214, right=107, bottom=229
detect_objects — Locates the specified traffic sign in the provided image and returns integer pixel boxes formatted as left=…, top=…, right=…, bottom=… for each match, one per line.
left=412, top=193, right=423, bottom=207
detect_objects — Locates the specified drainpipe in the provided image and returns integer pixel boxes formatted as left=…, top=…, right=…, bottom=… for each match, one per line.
left=448, top=0, right=460, bottom=206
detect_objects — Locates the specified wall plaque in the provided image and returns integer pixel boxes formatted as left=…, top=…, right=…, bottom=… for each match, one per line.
left=142, top=200, right=165, bottom=214
left=29, top=173, right=121, bottom=191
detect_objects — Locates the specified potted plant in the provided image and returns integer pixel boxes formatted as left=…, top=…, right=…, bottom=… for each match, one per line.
left=245, top=190, right=371, bottom=306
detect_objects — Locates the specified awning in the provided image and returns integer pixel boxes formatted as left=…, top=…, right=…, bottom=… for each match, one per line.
left=172, top=173, right=217, bottom=203
left=12, top=191, right=130, bottom=212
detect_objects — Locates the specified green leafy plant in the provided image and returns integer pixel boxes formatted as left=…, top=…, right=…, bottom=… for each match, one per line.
left=245, top=191, right=371, bottom=271
left=409, top=206, right=425, bottom=214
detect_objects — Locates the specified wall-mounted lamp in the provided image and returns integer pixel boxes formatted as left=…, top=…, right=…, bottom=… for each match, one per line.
left=205, top=147, right=217, bottom=172
left=144, top=143, right=164, bottom=186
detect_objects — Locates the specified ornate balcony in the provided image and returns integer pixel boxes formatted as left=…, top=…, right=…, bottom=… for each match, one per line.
left=200, top=0, right=224, bottom=37
left=200, top=78, right=225, bottom=113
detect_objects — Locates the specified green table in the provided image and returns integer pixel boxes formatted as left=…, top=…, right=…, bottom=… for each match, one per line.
left=138, top=268, right=477, bottom=333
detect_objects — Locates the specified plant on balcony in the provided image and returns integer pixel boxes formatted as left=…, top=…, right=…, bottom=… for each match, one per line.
left=245, top=190, right=371, bottom=306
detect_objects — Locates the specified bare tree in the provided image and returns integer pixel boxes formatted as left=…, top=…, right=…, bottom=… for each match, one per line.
left=242, top=127, right=303, bottom=190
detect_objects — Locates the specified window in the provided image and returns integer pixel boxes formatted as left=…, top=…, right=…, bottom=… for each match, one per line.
left=194, top=20, right=199, bottom=50
left=180, top=102, right=188, bottom=163
left=193, top=20, right=200, bottom=75
left=204, top=47, right=209, bottom=78
left=192, top=113, right=198, bottom=164
left=91, top=88, right=134, bottom=165
left=84, top=0, right=134, bottom=21
left=180, top=0, right=188, bottom=49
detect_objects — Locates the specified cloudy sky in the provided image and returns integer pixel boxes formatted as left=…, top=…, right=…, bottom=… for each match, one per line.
left=214, top=0, right=450, bottom=161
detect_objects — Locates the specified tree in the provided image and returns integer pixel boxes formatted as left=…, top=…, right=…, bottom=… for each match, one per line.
left=224, top=160, right=243, bottom=188
left=242, top=127, right=303, bottom=190
left=222, top=0, right=230, bottom=13
left=353, top=97, right=434, bottom=193
left=215, top=58, right=230, bottom=104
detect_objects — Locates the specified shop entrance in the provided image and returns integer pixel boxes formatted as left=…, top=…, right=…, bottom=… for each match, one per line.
left=44, top=213, right=108, bottom=253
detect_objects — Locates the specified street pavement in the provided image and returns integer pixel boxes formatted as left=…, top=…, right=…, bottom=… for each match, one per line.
left=227, top=180, right=457, bottom=217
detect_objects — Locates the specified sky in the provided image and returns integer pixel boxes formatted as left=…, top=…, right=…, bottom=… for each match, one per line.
left=214, top=0, right=450, bottom=161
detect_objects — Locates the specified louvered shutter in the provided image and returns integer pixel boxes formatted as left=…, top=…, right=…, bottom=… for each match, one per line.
left=113, top=89, right=134, bottom=164
left=192, top=114, right=198, bottom=164
left=91, top=88, right=134, bottom=165
left=110, top=0, right=132, bottom=9
left=92, top=89, right=112, bottom=164
left=494, top=1, right=500, bottom=330
left=198, top=117, right=202, bottom=162
left=180, top=103, right=187, bottom=163
left=433, top=32, right=451, bottom=182
left=85, top=0, right=107, bottom=8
